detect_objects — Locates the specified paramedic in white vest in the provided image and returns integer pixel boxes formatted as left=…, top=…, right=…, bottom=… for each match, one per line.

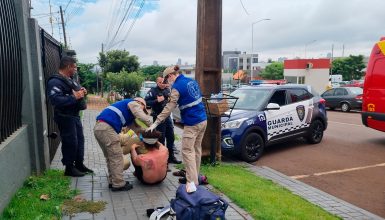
left=94, top=97, right=153, bottom=191
left=147, top=65, right=207, bottom=193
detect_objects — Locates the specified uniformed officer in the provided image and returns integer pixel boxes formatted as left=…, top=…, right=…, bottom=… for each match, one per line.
left=46, top=56, right=93, bottom=177
left=94, top=97, right=153, bottom=191
left=147, top=65, right=207, bottom=193
left=145, top=76, right=181, bottom=164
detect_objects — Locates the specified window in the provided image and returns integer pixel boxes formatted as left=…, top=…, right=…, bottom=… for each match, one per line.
left=252, top=57, right=258, bottom=63
left=287, top=89, right=312, bottom=104
left=322, top=89, right=334, bottom=97
left=269, top=90, right=287, bottom=106
left=334, top=88, right=346, bottom=96
left=298, top=76, right=305, bottom=84
left=285, top=76, right=298, bottom=84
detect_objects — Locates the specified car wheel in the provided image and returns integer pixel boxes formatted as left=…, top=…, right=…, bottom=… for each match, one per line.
left=240, top=132, right=265, bottom=162
left=306, top=120, right=324, bottom=144
left=341, top=102, right=351, bottom=112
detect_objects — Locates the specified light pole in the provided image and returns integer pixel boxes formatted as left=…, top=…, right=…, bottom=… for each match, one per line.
left=305, top=40, right=316, bottom=58
left=251, top=18, right=271, bottom=81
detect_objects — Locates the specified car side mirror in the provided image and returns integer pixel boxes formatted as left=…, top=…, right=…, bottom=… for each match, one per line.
left=265, top=103, right=280, bottom=110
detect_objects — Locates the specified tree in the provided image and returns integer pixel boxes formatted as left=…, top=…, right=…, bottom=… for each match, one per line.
left=77, top=63, right=97, bottom=93
left=139, top=65, right=166, bottom=81
left=106, top=70, right=144, bottom=98
left=98, top=50, right=140, bottom=73
left=332, top=55, right=365, bottom=81
left=259, top=62, right=284, bottom=79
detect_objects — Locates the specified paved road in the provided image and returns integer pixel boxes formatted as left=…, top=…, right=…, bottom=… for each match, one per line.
left=253, top=110, right=385, bottom=217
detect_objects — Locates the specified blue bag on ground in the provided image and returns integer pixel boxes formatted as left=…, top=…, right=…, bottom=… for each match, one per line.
left=170, top=184, right=228, bottom=220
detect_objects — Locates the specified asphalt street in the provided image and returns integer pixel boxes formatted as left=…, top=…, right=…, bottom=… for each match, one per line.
left=253, top=110, right=385, bottom=217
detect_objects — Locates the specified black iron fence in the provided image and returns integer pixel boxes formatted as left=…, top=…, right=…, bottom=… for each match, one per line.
left=41, top=29, right=62, bottom=161
left=0, top=0, right=23, bottom=144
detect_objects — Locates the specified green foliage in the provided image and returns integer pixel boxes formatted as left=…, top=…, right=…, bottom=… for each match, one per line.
left=1, top=170, right=77, bottom=220
left=139, top=65, right=167, bottom=81
left=77, top=63, right=97, bottom=93
left=98, top=50, right=139, bottom=73
left=201, top=164, right=340, bottom=220
left=107, top=70, right=144, bottom=98
left=259, top=62, right=284, bottom=79
left=332, top=55, right=365, bottom=81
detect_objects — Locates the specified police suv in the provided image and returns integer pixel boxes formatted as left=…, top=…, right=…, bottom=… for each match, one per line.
left=221, top=84, right=328, bottom=162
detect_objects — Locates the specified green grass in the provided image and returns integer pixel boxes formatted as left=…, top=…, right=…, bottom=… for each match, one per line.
left=1, top=170, right=77, bottom=220
left=201, top=164, right=341, bottom=220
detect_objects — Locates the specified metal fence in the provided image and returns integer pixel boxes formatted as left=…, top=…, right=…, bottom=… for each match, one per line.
left=40, top=29, right=62, bottom=161
left=0, top=0, right=23, bottom=144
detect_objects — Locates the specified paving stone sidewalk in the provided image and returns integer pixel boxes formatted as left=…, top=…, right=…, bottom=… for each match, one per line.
left=51, top=109, right=252, bottom=220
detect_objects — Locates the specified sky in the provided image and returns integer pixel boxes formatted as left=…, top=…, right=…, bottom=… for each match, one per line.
left=31, top=0, right=385, bottom=66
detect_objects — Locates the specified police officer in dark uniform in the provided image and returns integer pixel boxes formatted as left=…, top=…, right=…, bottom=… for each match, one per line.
left=145, top=76, right=181, bottom=164
left=46, top=56, right=93, bottom=177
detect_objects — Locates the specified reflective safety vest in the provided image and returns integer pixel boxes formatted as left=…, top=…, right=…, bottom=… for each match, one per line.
left=96, top=99, right=135, bottom=133
left=172, top=75, right=207, bottom=125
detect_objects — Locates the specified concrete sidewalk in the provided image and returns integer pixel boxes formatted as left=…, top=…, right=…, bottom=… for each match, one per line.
left=51, top=109, right=252, bottom=220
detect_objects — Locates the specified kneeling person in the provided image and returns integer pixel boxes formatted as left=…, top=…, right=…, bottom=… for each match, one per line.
left=130, top=130, right=169, bottom=185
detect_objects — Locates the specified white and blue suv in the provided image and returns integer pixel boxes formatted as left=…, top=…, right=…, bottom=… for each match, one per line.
left=221, top=84, right=328, bottom=162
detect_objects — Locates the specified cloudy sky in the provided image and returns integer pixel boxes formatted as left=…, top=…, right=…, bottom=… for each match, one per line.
left=31, top=0, right=384, bottom=66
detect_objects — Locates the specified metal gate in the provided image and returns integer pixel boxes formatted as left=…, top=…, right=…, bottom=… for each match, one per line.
left=0, top=0, right=23, bottom=144
left=41, top=29, right=62, bottom=161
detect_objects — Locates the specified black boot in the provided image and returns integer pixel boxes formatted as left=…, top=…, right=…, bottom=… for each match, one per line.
left=75, top=161, right=94, bottom=174
left=168, top=155, right=182, bottom=164
left=64, top=165, right=85, bottom=177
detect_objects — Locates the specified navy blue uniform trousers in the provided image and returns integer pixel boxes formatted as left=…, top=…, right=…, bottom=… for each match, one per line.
left=55, top=114, right=84, bottom=166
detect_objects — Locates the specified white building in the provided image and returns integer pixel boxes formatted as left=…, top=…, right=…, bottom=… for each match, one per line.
left=284, top=58, right=331, bottom=93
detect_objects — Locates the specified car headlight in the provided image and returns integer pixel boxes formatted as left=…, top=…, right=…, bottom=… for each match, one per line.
left=222, top=118, right=248, bottom=129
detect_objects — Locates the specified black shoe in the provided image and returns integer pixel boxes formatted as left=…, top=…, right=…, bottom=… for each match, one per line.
left=111, top=182, right=133, bottom=191
left=64, top=166, right=85, bottom=177
left=168, top=157, right=182, bottom=164
left=178, top=177, right=187, bottom=184
left=75, top=162, right=94, bottom=174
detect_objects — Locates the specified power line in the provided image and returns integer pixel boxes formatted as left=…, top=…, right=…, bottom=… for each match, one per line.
left=120, top=0, right=145, bottom=44
left=106, top=0, right=135, bottom=50
left=239, top=0, right=249, bottom=15
left=106, top=0, right=137, bottom=50
left=64, top=0, right=73, bottom=12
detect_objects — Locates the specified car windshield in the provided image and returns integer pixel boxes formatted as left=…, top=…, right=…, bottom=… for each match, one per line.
left=144, top=82, right=156, bottom=88
left=230, top=88, right=272, bottom=110
left=348, top=87, right=363, bottom=94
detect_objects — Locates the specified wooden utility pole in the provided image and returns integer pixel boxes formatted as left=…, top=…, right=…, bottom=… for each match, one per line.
left=100, top=43, right=104, bottom=97
left=196, top=0, right=222, bottom=162
left=59, top=6, right=67, bottom=48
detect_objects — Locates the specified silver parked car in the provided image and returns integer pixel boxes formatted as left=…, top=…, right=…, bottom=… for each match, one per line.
left=321, top=87, right=363, bottom=112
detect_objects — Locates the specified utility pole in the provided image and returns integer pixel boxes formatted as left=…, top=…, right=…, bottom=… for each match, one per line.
left=330, top=44, right=334, bottom=75
left=59, top=6, right=68, bottom=48
left=49, top=0, right=54, bottom=36
left=100, top=43, right=104, bottom=97
left=29, top=0, right=32, bottom=17
left=196, top=0, right=222, bottom=163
